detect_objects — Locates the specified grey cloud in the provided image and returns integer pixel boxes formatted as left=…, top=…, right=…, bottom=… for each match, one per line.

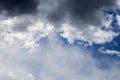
left=46, top=0, right=117, bottom=28
left=11, top=16, right=33, bottom=32
left=0, top=0, right=40, bottom=16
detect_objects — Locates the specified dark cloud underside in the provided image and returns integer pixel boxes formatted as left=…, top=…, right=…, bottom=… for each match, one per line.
left=0, top=0, right=39, bottom=16
left=47, top=0, right=117, bottom=27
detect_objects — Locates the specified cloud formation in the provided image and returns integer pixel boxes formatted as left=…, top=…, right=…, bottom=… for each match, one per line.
left=47, top=0, right=117, bottom=28
left=0, top=1, right=120, bottom=78
left=0, top=0, right=39, bottom=16
left=0, top=15, right=120, bottom=80
left=59, top=23, right=118, bottom=44
left=0, top=25, right=120, bottom=80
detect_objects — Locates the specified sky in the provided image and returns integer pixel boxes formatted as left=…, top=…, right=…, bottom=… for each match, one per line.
left=0, top=0, right=120, bottom=80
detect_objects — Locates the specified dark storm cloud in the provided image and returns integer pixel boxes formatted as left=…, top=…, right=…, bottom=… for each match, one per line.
left=0, top=0, right=39, bottom=16
left=47, top=0, right=118, bottom=27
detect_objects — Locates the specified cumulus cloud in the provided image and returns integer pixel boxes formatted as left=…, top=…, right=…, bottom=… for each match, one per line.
left=0, top=17, right=54, bottom=52
left=0, top=0, right=118, bottom=45
left=59, top=23, right=118, bottom=44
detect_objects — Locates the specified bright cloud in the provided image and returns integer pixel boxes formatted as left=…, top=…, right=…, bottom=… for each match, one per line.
left=59, top=23, right=118, bottom=44
left=0, top=30, right=120, bottom=80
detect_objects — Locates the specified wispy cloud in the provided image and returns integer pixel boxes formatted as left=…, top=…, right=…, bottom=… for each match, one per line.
left=0, top=17, right=120, bottom=80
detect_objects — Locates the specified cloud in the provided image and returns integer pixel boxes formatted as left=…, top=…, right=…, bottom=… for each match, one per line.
left=46, top=0, right=118, bottom=28
left=0, top=17, right=54, bottom=52
left=0, top=27, right=120, bottom=80
left=0, top=1, right=120, bottom=80
left=99, top=47, right=120, bottom=56
left=116, top=15, right=120, bottom=26
left=0, top=14, right=118, bottom=48
left=0, top=0, right=39, bottom=16
left=0, top=13, right=119, bottom=48
left=0, top=0, right=118, bottom=43
left=59, top=23, right=118, bottom=44
left=0, top=17, right=120, bottom=80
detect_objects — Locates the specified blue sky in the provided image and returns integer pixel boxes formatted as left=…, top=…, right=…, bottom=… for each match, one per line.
left=0, top=0, right=120, bottom=80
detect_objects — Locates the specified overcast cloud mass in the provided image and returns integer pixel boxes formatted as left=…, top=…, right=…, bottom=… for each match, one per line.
left=0, top=0, right=120, bottom=80
left=47, top=0, right=117, bottom=27
left=0, top=0, right=39, bottom=16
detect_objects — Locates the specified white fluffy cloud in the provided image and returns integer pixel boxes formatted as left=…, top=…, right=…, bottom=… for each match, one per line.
left=0, top=16, right=54, bottom=52
left=59, top=23, right=118, bottom=44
